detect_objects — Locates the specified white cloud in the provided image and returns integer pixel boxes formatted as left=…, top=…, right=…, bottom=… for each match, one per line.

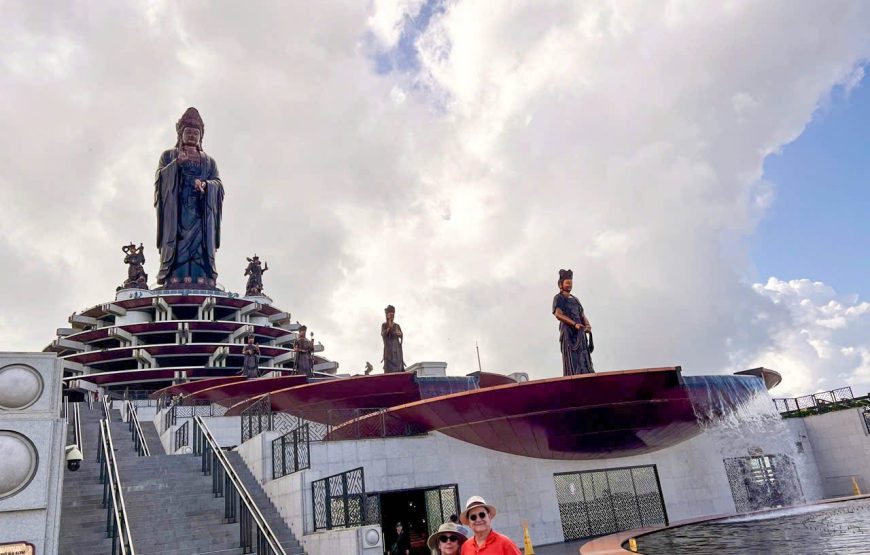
left=0, top=1, right=868, bottom=397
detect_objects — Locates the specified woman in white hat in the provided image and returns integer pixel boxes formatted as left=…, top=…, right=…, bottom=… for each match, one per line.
left=459, top=496, right=521, bottom=554
left=427, top=522, right=467, bottom=555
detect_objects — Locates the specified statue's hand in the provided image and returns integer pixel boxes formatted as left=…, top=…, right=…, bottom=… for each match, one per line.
left=194, top=179, right=206, bottom=193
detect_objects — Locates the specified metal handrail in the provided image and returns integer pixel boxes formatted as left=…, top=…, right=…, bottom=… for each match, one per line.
left=73, top=402, right=84, bottom=458
left=125, top=401, right=151, bottom=457
left=192, top=416, right=287, bottom=555
left=102, top=394, right=112, bottom=422
left=97, top=419, right=136, bottom=555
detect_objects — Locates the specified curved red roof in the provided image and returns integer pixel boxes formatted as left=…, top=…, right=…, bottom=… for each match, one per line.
left=328, top=367, right=701, bottom=460
left=184, top=375, right=308, bottom=406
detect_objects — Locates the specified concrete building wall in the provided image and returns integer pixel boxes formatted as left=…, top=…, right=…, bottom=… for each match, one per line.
left=235, top=427, right=760, bottom=550
left=799, top=408, right=870, bottom=497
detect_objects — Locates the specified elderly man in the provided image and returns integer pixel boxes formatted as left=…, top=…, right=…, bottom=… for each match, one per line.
left=459, top=496, right=520, bottom=554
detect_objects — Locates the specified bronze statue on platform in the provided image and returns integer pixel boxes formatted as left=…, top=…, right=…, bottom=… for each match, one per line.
left=244, top=255, right=269, bottom=296
left=118, top=243, right=148, bottom=291
left=294, top=325, right=314, bottom=377
left=381, top=305, right=405, bottom=373
left=552, top=269, right=594, bottom=375
left=242, top=335, right=260, bottom=379
left=154, top=107, right=224, bottom=288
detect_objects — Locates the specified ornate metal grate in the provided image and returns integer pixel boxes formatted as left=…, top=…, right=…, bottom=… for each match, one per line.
left=271, top=424, right=310, bottom=479
left=723, top=454, right=799, bottom=513
left=553, top=465, right=667, bottom=541
left=312, top=467, right=373, bottom=531
left=423, top=485, right=459, bottom=536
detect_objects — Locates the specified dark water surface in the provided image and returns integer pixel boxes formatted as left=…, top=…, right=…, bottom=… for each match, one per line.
left=635, top=498, right=870, bottom=555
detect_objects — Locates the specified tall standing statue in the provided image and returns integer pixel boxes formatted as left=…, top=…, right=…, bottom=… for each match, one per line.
left=118, top=242, right=148, bottom=290
left=552, top=269, right=594, bottom=375
left=244, top=255, right=269, bottom=296
left=154, top=107, right=225, bottom=288
left=293, top=325, right=314, bottom=377
left=241, top=335, right=260, bottom=379
left=381, top=305, right=405, bottom=373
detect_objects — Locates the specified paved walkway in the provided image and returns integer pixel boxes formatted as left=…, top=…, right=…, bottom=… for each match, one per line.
left=534, top=539, right=588, bottom=555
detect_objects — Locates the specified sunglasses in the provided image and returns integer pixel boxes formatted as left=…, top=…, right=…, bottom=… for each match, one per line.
left=468, top=511, right=488, bottom=522
left=439, top=535, right=460, bottom=543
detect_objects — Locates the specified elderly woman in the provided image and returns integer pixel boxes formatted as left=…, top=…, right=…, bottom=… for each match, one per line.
left=427, top=522, right=467, bottom=555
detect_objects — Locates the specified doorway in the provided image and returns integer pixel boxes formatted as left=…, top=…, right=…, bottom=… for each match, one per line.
left=377, top=484, right=460, bottom=555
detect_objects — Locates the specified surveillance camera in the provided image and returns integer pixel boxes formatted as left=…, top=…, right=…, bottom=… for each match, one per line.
left=65, top=444, right=83, bottom=472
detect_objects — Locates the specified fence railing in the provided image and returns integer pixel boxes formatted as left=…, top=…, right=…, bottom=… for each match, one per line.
left=97, top=419, right=136, bottom=555
left=125, top=401, right=151, bottom=457
left=191, top=416, right=287, bottom=555
left=163, top=400, right=232, bottom=433
left=175, top=420, right=189, bottom=452
left=272, top=424, right=310, bottom=479
left=72, top=402, right=84, bottom=459
left=241, top=395, right=426, bottom=444
left=102, top=395, right=113, bottom=422
left=774, top=387, right=870, bottom=417
left=312, top=467, right=377, bottom=531
left=863, top=409, right=870, bottom=434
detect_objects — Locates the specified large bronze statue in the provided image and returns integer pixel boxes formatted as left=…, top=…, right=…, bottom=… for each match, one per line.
left=154, top=107, right=224, bottom=288
left=552, top=269, right=594, bottom=375
left=241, top=335, right=260, bottom=379
left=118, top=242, right=148, bottom=290
left=381, top=305, right=405, bottom=373
left=293, top=325, right=314, bottom=377
left=244, top=255, right=269, bottom=296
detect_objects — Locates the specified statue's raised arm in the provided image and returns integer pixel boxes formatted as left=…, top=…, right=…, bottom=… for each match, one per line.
left=154, top=107, right=225, bottom=288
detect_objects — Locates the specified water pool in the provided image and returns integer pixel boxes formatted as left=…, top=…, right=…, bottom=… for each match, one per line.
left=634, top=498, right=870, bottom=554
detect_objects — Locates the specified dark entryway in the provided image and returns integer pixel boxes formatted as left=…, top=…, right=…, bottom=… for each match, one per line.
left=376, top=484, right=459, bottom=555
left=723, top=454, right=799, bottom=512
left=554, top=465, right=668, bottom=541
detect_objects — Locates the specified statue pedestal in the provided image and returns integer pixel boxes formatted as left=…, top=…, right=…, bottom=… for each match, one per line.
left=406, top=361, right=448, bottom=377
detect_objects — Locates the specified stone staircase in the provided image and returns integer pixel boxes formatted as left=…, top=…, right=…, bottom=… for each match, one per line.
left=60, top=404, right=305, bottom=555
left=58, top=403, right=115, bottom=555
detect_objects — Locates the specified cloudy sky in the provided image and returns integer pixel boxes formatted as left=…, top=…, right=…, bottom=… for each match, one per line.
left=1, top=1, right=868, bottom=397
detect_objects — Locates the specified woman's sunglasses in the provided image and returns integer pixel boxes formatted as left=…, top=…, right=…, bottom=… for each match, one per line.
left=439, top=535, right=460, bottom=543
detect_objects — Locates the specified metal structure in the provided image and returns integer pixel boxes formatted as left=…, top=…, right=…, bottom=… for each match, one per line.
left=174, top=420, right=189, bottom=452
left=192, top=416, right=287, bottom=555
left=72, top=402, right=84, bottom=458
left=97, top=417, right=136, bottom=554
left=723, top=454, right=794, bottom=512
left=125, top=401, right=151, bottom=457
left=312, top=467, right=372, bottom=531
left=423, top=485, right=460, bottom=537
left=271, top=424, right=310, bottom=479
left=774, top=387, right=869, bottom=417
left=553, top=465, right=667, bottom=541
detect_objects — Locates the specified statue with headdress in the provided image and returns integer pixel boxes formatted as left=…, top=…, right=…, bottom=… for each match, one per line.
left=552, top=269, right=594, bottom=375
left=293, top=325, right=314, bottom=377
left=118, top=242, right=148, bottom=291
left=244, top=254, right=269, bottom=297
left=381, top=305, right=405, bottom=373
left=154, top=107, right=224, bottom=288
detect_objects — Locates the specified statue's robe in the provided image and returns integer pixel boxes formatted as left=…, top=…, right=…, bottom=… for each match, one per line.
left=154, top=149, right=224, bottom=285
left=381, top=322, right=405, bottom=373
left=552, top=293, right=594, bottom=375
left=295, top=337, right=314, bottom=377
left=242, top=344, right=260, bottom=379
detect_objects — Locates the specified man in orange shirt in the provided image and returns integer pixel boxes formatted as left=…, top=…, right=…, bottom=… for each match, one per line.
left=459, top=496, right=521, bottom=555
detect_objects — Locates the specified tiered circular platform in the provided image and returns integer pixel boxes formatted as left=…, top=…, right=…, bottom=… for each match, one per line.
left=48, top=287, right=335, bottom=391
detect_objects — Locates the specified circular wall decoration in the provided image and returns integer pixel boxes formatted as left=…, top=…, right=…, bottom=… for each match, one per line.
left=0, top=364, right=44, bottom=411
left=0, top=431, right=39, bottom=500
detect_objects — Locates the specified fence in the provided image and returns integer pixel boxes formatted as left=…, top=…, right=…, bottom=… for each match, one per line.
left=174, top=420, right=189, bottom=452
left=241, top=395, right=426, bottom=444
left=163, top=400, right=231, bottom=432
left=864, top=409, right=870, bottom=434
left=774, top=387, right=870, bottom=417
left=312, top=467, right=376, bottom=531
left=272, top=424, right=310, bottom=479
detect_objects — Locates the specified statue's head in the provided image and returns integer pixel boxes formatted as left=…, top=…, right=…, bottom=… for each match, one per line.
left=558, top=269, right=573, bottom=292
left=247, top=334, right=255, bottom=344
left=175, top=107, right=205, bottom=149
left=385, top=305, right=396, bottom=320
left=298, top=325, right=307, bottom=337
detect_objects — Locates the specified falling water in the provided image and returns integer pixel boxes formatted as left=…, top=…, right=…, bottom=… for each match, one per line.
left=683, top=375, right=819, bottom=510
left=416, top=375, right=480, bottom=399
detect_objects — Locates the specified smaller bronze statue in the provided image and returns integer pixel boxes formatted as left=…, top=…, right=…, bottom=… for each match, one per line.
left=118, top=243, right=149, bottom=291
left=552, top=269, right=594, bottom=375
left=381, top=305, right=405, bottom=373
left=364, top=361, right=374, bottom=375
left=244, top=254, right=269, bottom=296
left=241, top=335, right=260, bottom=379
left=293, top=325, right=314, bottom=377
